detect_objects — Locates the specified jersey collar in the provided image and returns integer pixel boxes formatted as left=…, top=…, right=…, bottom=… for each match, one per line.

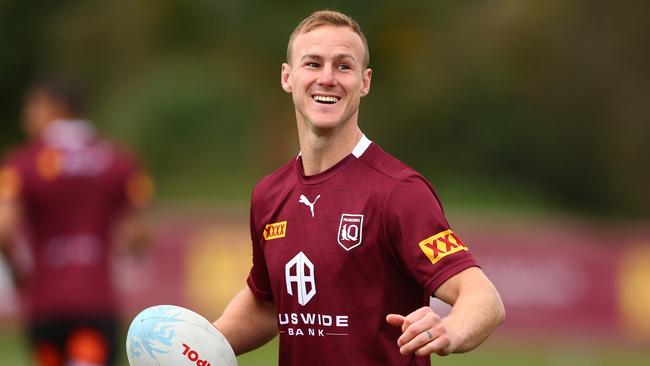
left=296, top=133, right=373, bottom=159
left=351, top=134, right=372, bottom=158
left=296, top=134, right=374, bottom=185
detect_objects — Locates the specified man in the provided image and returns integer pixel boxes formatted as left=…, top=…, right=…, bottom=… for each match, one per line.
left=215, top=10, right=505, bottom=365
left=0, top=79, right=153, bottom=366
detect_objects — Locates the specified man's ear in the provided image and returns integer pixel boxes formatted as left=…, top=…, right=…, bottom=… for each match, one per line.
left=281, top=63, right=292, bottom=93
left=360, top=68, right=372, bottom=97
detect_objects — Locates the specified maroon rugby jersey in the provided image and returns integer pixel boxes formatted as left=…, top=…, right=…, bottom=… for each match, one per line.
left=247, top=135, right=478, bottom=366
left=0, top=120, right=151, bottom=320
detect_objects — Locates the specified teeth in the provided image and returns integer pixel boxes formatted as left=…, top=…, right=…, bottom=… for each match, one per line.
left=313, top=95, right=339, bottom=103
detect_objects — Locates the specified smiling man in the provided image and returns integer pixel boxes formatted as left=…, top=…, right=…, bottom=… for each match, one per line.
left=214, top=10, right=505, bottom=366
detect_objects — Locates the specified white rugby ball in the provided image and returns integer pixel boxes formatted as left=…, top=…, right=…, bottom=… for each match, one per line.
left=126, top=304, right=237, bottom=366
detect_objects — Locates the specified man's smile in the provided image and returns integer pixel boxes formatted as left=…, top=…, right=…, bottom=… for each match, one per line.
left=312, top=94, right=340, bottom=104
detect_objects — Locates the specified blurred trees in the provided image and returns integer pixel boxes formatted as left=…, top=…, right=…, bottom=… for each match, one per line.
left=0, top=0, right=648, bottom=216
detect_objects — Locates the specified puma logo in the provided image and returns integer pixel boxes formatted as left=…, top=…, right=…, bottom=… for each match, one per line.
left=299, top=194, right=321, bottom=217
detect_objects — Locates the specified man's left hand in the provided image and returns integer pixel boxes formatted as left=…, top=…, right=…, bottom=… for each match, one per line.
left=386, top=306, right=457, bottom=357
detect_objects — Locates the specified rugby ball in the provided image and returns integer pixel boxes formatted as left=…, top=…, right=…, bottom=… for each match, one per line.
left=126, top=305, right=237, bottom=366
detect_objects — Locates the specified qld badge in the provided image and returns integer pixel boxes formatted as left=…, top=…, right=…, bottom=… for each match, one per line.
left=337, top=214, right=364, bottom=251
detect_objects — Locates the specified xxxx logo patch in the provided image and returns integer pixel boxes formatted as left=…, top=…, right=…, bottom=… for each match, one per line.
left=418, top=230, right=468, bottom=264
left=36, top=148, right=63, bottom=181
left=264, top=221, right=287, bottom=241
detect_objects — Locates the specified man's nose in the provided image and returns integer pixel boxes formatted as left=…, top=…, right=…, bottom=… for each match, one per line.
left=317, top=64, right=337, bottom=86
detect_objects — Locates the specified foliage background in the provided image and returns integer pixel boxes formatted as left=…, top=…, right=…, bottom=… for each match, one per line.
left=1, top=2, right=650, bottom=365
left=2, top=0, right=648, bottom=217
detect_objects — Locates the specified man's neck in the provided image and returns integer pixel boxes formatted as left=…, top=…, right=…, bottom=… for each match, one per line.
left=297, top=121, right=362, bottom=176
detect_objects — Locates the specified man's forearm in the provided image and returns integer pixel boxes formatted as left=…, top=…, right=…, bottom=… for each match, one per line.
left=442, top=270, right=505, bottom=353
left=214, top=287, right=278, bottom=355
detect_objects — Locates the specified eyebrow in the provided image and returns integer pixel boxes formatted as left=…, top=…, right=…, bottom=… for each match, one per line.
left=301, top=53, right=357, bottom=64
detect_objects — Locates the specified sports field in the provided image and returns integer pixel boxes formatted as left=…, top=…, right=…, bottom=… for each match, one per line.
left=237, top=338, right=650, bottom=366
left=2, top=326, right=648, bottom=366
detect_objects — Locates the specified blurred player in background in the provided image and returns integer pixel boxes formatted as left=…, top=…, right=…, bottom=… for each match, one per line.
left=0, top=78, right=154, bottom=366
left=215, top=10, right=505, bottom=366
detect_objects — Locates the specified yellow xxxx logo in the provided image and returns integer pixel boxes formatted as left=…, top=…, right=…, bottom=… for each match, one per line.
left=264, top=221, right=287, bottom=240
left=418, top=230, right=468, bottom=264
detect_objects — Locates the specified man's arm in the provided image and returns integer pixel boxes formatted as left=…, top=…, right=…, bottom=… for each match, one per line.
left=0, top=197, right=24, bottom=288
left=213, top=286, right=278, bottom=355
left=386, top=267, right=505, bottom=356
left=112, top=209, right=151, bottom=259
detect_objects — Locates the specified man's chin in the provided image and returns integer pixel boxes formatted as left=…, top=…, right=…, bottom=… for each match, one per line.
left=298, top=110, right=355, bottom=133
left=302, top=113, right=342, bottom=129
left=309, top=119, right=348, bottom=134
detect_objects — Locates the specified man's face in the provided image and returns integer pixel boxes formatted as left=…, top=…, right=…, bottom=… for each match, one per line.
left=281, top=25, right=371, bottom=132
left=22, top=89, right=66, bottom=138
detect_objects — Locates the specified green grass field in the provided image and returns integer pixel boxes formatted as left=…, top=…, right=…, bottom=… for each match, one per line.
left=2, top=326, right=648, bottom=366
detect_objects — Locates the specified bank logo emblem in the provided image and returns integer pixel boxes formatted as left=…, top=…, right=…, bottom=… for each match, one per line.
left=285, top=252, right=316, bottom=306
left=337, top=214, right=364, bottom=251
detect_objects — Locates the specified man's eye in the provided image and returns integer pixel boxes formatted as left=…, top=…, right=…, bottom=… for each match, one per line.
left=338, top=64, right=351, bottom=70
left=306, top=62, right=320, bottom=68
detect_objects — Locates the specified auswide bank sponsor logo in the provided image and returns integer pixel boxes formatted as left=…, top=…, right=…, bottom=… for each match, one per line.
left=285, top=252, right=315, bottom=306
left=278, top=312, right=349, bottom=337
left=281, top=252, right=349, bottom=337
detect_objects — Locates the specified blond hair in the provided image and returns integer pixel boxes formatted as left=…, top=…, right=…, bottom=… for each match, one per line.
left=287, top=10, right=370, bottom=68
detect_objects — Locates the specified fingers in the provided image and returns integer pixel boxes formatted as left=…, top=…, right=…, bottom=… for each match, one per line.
left=385, top=314, right=405, bottom=328
left=388, top=307, right=452, bottom=356
left=399, top=325, right=451, bottom=356
left=396, top=307, right=439, bottom=345
left=413, top=332, right=452, bottom=357
left=391, top=306, right=432, bottom=333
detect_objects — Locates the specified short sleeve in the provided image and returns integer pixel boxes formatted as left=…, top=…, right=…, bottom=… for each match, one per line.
left=124, top=170, right=154, bottom=208
left=110, top=148, right=154, bottom=210
left=246, top=188, right=274, bottom=301
left=0, top=164, right=22, bottom=201
left=384, top=175, right=477, bottom=296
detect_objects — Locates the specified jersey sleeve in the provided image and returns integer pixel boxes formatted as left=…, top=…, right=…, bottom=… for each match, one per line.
left=112, top=150, right=154, bottom=210
left=246, top=187, right=274, bottom=301
left=0, top=163, right=23, bottom=201
left=383, top=175, right=478, bottom=296
left=124, top=169, right=154, bottom=208
left=0, top=149, right=29, bottom=202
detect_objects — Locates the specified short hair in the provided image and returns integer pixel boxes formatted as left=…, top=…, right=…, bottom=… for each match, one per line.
left=287, top=10, right=370, bottom=68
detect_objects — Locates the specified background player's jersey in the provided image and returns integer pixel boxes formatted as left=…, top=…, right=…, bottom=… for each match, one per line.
left=0, top=120, right=152, bottom=320
left=247, top=135, right=477, bottom=366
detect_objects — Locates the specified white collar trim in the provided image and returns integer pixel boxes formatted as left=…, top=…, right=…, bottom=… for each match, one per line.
left=296, top=134, right=372, bottom=159
left=351, top=134, right=372, bottom=158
